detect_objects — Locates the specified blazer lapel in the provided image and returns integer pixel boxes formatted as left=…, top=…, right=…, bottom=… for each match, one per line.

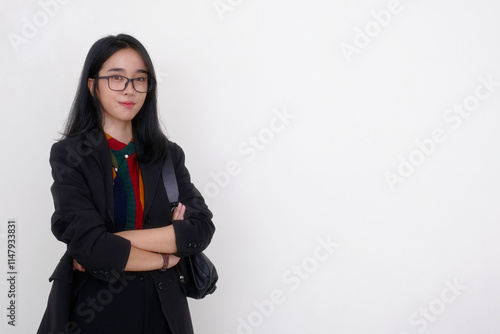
left=140, top=160, right=162, bottom=218
left=134, top=133, right=163, bottom=219
left=88, top=130, right=115, bottom=229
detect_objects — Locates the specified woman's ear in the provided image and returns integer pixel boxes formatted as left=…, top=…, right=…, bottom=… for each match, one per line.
left=88, top=78, right=95, bottom=96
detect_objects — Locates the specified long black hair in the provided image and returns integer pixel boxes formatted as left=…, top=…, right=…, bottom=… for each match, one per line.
left=63, top=33, right=167, bottom=163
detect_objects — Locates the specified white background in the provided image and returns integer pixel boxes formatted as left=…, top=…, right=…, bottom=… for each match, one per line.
left=1, top=0, right=500, bottom=333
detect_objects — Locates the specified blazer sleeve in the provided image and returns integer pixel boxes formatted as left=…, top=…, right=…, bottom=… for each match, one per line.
left=170, top=143, right=216, bottom=257
left=49, top=140, right=131, bottom=282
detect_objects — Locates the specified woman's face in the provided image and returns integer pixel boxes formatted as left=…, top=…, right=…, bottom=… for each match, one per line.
left=88, top=48, right=149, bottom=130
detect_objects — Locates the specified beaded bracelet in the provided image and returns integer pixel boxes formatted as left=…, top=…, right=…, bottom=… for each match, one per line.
left=160, top=253, right=169, bottom=271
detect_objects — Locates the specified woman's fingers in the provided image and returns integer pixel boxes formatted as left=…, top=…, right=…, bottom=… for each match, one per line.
left=73, top=259, right=85, bottom=272
left=168, top=255, right=181, bottom=268
left=172, top=203, right=185, bottom=220
left=179, top=203, right=186, bottom=219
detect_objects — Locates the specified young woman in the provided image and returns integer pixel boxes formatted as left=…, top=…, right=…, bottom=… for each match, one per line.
left=38, top=34, right=215, bottom=334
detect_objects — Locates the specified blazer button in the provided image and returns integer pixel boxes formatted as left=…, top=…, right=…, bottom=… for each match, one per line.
left=144, top=216, right=151, bottom=225
left=157, top=282, right=163, bottom=290
left=104, top=271, right=110, bottom=278
left=197, top=243, right=203, bottom=248
left=92, top=268, right=98, bottom=274
left=186, top=242, right=192, bottom=248
left=98, top=270, right=104, bottom=276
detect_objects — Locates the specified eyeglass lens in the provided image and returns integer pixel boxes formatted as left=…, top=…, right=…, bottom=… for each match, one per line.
left=108, top=76, right=149, bottom=93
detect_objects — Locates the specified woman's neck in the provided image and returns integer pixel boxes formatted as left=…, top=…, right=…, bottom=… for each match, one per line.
left=103, top=121, right=133, bottom=144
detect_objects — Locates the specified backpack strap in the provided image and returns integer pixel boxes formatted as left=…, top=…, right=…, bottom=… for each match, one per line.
left=161, top=150, right=179, bottom=210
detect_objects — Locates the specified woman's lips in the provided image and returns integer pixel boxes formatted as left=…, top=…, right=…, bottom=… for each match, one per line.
left=119, top=101, right=136, bottom=108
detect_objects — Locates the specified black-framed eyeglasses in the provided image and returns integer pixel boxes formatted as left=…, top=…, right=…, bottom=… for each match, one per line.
left=96, top=75, right=155, bottom=93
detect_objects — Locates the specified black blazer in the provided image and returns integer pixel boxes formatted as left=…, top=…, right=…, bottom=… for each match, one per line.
left=38, top=129, right=215, bottom=334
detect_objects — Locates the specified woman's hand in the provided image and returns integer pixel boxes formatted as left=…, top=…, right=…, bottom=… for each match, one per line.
left=73, top=259, right=85, bottom=272
left=172, top=202, right=185, bottom=220
left=167, top=254, right=181, bottom=268
left=166, top=203, right=184, bottom=268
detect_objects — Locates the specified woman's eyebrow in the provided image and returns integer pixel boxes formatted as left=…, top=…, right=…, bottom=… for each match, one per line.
left=106, top=68, right=148, bottom=74
left=107, top=67, right=124, bottom=73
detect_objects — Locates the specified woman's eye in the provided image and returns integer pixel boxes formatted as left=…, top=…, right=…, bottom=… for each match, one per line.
left=111, top=75, right=123, bottom=81
left=135, top=77, right=147, bottom=82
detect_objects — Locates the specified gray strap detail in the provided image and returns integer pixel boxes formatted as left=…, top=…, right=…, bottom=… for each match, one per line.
left=162, top=150, right=179, bottom=206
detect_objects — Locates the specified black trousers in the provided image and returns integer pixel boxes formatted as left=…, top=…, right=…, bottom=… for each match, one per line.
left=69, top=271, right=172, bottom=334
